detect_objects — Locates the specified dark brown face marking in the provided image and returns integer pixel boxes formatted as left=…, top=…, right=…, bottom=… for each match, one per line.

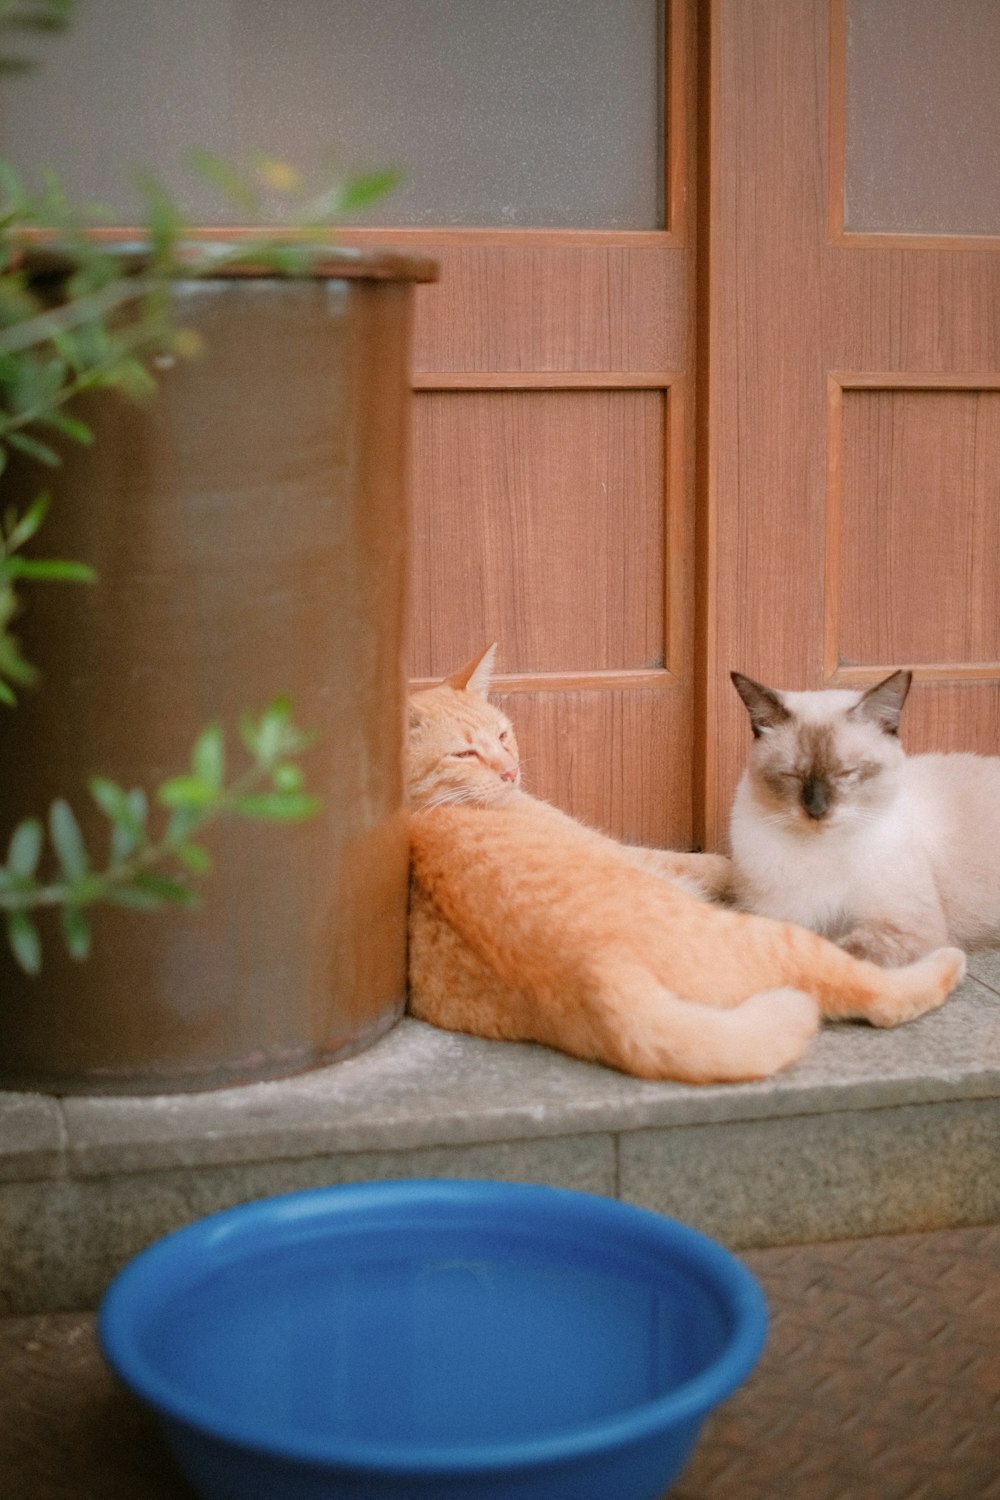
left=801, top=774, right=830, bottom=820
left=797, top=724, right=841, bottom=819
left=757, top=722, right=844, bottom=820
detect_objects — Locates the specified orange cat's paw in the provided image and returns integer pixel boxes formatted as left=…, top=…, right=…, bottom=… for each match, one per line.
left=866, top=945, right=967, bottom=1027
left=927, top=945, right=967, bottom=993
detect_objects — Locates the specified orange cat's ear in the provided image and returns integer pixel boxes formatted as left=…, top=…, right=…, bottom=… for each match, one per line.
left=444, top=643, right=497, bottom=699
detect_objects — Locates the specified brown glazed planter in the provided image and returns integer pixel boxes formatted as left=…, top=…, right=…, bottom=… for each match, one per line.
left=0, top=246, right=436, bottom=1094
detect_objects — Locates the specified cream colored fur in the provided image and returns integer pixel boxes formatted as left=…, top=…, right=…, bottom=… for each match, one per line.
left=730, top=668, right=1000, bottom=963
left=406, top=649, right=966, bottom=1084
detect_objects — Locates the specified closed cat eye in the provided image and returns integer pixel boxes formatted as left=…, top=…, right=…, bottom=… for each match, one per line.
left=452, top=749, right=479, bottom=759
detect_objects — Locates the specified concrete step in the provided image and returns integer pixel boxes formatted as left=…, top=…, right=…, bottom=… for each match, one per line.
left=2, top=953, right=998, bottom=1314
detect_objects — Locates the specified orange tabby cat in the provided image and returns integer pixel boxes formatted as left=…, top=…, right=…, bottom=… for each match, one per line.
left=407, top=648, right=967, bottom=1084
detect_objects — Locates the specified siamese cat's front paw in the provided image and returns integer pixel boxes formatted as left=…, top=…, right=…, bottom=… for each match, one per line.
left=683, top=852, right=734, bottom=899
left=630, top=850, right=733, bottom=900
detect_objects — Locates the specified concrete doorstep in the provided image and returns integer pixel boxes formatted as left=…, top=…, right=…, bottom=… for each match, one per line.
left=1, top=952, right=998, bottom=1315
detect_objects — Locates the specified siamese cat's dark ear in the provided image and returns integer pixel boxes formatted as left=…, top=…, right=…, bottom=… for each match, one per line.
left=851, top=669, right=912, bottom=736
left=444, top=643, right=497, bottom=699
left=730, top=672, right=791, bottom=738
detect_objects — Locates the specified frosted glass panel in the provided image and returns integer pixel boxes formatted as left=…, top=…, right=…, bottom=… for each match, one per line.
left=844, top=0, right=1000, bottom=236
left=0, top=0, right=664, bottom=229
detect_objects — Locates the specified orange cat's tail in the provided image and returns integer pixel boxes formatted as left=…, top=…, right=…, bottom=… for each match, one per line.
left=579, top=961, right=820, bottom=1084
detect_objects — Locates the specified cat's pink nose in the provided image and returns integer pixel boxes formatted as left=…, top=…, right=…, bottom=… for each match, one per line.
left=500, top=768, right=518, bottom=783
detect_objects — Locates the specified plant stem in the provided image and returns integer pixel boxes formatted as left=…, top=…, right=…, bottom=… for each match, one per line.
left=0, top=761, right=284, bottom=914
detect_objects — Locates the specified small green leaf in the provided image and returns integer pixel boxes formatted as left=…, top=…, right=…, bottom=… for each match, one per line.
left=272, top=762, right=304, bottom=792
left=330, top=168, right=403, bottom=217
left=0, top=679, right=16, bottom=706
left=191, top=723, right=225, bottom=789
left=125, top=787, right=148, bottom=828
left=165, top=803, right=203, bottom=843
left=239, top=711, right=261, bottom=758
left=234, top=792, right=322, bottom=822
left=48, top=797, right=88, bottom=882
left=90, top=777, right=144, bottom=863
left=7, top=816, right=42, bottom=876
left=6, top=909, right=41, bottom=974
left=6, top=430, right=59, bottom=466
left=5, top=557, right=96, bottom=583
left=130, top=870, right=198, bottom=906
left=2, top=491, right=50, bottom=550
left=175, top=841, right=212, bottom=874
left=88, top=775, right=131, bottom=824
left=43, top=411, right=93, bottom=445
left=186, top=150, right=260, bottom=213
left=60, top=903, right=90, bottom=961
left=251, top=697, right=294, bottom=766
left=157, top=775, right=219, bottom=810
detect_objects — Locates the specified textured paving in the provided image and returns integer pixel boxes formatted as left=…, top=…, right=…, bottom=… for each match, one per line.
left=675, top=1224, right=1000, bottom=1500
left=0, top=1224, right=996, bottom=1499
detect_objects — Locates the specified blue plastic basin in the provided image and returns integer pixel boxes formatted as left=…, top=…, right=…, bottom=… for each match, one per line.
left=99, top=1179, right=767, bottom=1500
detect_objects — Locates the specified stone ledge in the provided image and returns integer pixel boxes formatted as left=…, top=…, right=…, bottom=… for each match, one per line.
left=0, top=962, right=997, bottom=1313
left=2, top=966, right=997, bottom=1182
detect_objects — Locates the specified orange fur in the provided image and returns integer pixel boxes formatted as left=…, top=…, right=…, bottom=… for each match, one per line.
left=407, top=649, right=967, bottom=1085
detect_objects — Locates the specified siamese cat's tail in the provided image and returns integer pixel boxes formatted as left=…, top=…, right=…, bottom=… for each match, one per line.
left=586, top=961, right=820, bottom=1084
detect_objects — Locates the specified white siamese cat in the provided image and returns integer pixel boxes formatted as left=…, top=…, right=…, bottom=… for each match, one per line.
left=729, top=669, right=1000, bottom=965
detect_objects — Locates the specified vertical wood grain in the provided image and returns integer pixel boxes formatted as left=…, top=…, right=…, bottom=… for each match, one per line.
left=408, top=389, right=667, bottom=677
left=401, top=0, right=699, bottom=848
left=836, top=387, right=1000, bottom=669
left=702, top=0, right=1000, bottom=846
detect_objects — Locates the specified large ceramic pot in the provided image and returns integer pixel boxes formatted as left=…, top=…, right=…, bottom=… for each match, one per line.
left=0, top=247, right=436, bottom=1094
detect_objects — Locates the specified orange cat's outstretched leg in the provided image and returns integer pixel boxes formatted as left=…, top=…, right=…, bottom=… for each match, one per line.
left=774, top=927, right=966, bottom=1027
left=409, top=886, right=820, bottom=1084
left=580, top=959, right=820, bottom=1084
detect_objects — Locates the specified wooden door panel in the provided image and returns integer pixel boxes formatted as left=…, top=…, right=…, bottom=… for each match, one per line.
left=408, top=239, right=688, bottom=374
left=702, top=0, right=1000, bottom=846
left=492, top=686, right=694, bottom=848
left=341, top=0, right=698, bottom=849
left=408, top=388, right=667, bottom=677
left=834, top=384, right=1000, bottom=672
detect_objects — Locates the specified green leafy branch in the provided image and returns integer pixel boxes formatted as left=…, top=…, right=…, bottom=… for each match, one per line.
left=1, top=699, right=321, bottom=974
left=0, top=491, right=94, bottom=703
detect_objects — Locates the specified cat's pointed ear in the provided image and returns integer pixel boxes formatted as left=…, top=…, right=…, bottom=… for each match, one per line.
left=444, top=643, right=497, bottom=699
left=730, top=672, right=791, bottom=738
left=851, top=670, right=912, bottom=736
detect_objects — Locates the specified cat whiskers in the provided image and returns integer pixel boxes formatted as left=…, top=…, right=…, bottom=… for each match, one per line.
left=421, top=786, right=485, bottom=811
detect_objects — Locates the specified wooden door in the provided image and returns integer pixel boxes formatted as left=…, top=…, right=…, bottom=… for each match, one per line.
left=701, top=0, right=1000, bottom=845
left=343, top=0, right=699, bottom=850
left=12, top=0, right=996, bottom=856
